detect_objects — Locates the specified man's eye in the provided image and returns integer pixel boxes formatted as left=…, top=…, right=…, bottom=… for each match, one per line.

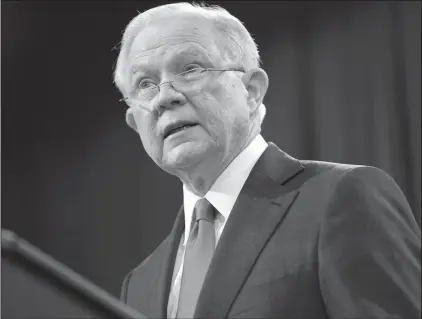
left=137, top=79, right=156, bottom=90
left=182, top=66, right=204, bottom=77
left=185, top=64, right=200, bottom=70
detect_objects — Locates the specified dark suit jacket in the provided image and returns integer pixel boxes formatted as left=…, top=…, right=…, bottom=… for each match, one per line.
left=121, top=143, right=421, bottom=318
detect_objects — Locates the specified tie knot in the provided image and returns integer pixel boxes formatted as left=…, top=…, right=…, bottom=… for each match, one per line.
left=194, top=198, right=215, bottom=223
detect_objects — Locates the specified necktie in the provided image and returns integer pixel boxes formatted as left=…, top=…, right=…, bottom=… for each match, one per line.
left=177, top=198, right=216, bottom=318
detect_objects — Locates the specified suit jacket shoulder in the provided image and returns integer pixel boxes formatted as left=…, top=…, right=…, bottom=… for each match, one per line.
left=121, top=144, right=421, bottom=318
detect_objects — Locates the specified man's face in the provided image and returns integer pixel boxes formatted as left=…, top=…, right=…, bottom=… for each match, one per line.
left=126, top=14, right=253, bottom=177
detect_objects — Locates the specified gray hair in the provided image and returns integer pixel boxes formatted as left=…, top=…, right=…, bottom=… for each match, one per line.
left=114, top=2, right=266, bottom=125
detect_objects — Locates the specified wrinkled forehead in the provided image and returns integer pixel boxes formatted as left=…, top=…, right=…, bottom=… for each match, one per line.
left=127, top=15, right=221, bottom=70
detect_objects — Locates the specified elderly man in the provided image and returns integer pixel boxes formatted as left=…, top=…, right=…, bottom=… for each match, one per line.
left=113, top=2, right=421, bottom=318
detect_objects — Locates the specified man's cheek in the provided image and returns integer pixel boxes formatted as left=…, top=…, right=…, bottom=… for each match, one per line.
left=131, top=108, right=146, bottom=131
left=206, top=79, right=222, bottom=95
left=137, top=125, right=155, bottom=146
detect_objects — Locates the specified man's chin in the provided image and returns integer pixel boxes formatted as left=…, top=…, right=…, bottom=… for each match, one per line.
left=162, top=141, right=207, bottom=170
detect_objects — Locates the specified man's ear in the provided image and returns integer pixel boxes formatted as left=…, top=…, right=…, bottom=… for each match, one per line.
left=125, top=108, right=138, bottom=131
left=242, top=68, right=269, bottom=113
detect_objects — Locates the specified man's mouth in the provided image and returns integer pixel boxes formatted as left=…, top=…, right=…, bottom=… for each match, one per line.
left=164, top=123, right=198, bottom=139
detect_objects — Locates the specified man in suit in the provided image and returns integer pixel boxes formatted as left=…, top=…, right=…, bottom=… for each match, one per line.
left=113, top=2, right=421, bottom=318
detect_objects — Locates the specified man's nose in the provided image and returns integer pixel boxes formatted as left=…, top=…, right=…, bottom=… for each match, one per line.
left=153, top=82, right=186, bottom=113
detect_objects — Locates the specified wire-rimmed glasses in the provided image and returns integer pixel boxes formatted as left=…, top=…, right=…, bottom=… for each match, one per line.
left=119, top=67, right=245, bottom=111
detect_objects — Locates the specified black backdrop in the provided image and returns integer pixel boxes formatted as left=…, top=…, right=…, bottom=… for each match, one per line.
left=2, top=1, right=420, bottom=297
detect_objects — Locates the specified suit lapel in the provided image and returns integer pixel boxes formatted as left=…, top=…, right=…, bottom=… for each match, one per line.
left=194, top=143, right=304, bottom=318
left=149, top=206, right=184, bottom=318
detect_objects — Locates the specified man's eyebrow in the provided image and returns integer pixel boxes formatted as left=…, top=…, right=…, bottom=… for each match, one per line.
left=175, top=47, right=210, bottom=61
left=131, top=63, right=148, bottom=75
left=130, top=48, right=209, bottom=75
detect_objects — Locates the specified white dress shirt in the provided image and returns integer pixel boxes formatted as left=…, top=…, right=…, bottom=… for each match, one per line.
left=167, top=134, right=268, bottom=318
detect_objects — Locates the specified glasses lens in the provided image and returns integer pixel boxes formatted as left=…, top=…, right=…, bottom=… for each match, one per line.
left=132, top=86, right=158, bottom=104
left=173, top=71, right=210, bottom=92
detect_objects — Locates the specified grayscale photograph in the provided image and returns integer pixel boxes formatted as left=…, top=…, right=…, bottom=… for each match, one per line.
left=1, top=1, right=421, bottom=318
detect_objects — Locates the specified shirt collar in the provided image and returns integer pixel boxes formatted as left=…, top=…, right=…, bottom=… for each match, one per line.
left=182, top=134, right=268, bottom=245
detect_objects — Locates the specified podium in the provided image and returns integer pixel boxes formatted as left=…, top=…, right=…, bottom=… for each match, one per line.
left=1, top=229, right=146, bottom=318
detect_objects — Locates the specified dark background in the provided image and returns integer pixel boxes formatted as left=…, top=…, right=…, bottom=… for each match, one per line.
left=2, top=1, right=420, bottom=298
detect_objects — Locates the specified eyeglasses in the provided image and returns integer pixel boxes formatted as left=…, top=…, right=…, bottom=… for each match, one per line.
left=119, top=67, right=244, bottom=110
